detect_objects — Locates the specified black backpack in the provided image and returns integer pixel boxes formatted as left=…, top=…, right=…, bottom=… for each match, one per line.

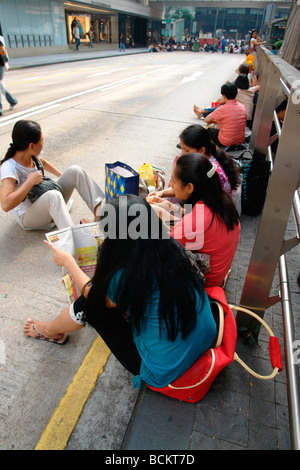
left=241, top=156, right=271, bottom=216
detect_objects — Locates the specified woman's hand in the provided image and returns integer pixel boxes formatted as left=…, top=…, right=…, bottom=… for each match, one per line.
left=147, top=189, right=165, bottom=199
left=27, top=170, right=43, bottom=186
left=44, top=240, right=92, bottom=295
left=148, top=196, right=180, bottom=213
left=44, top=240, right=74, bottom=268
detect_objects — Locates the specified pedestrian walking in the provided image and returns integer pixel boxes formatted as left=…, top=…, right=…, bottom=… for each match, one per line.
left=0, top=36, right=18, bottom=116
left=119, top=33, right=125, bottom=52
left=73, top=23, right=80, bottom=51
left=71, top=18, right=77, bottom=43
left=87, top=28, right=94, bottom=48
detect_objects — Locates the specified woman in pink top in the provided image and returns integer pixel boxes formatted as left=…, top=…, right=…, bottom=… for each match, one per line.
left=169, top=153, right=240, bottom=287
left=151, top=125, right=241, bottom=205
left=204, top=83, right=247, bottom=148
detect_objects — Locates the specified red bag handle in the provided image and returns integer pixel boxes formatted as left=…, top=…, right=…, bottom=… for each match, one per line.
left=229, top=305, right=283, bottom=379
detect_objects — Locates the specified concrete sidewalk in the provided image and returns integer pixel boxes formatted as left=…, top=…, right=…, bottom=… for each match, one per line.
left=9, top=45, right=149, bottom=70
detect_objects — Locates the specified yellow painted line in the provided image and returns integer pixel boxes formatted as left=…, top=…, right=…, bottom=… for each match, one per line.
left=35, top=336, right=111, bottom=450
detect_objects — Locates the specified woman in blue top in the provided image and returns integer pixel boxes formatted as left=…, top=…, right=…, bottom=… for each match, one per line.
left=24, top=195, right=216, bottom=389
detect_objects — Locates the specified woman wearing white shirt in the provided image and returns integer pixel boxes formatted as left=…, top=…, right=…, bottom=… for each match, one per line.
left=249, top=30, right=266, bottom=70
left=0, top=120, right=104, bottom=230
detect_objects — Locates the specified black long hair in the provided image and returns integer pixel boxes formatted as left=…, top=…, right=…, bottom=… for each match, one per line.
left=1, top=120, right=41, bottom=164
left=175, top=153, right=239, bottom=231
left=179, top=125, right=241, bottom=190
left=86, top=195, right=205, bottom=341
left=249, top=29, right=257, bottom=45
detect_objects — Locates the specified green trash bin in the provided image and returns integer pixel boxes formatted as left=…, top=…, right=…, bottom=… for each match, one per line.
left=194, top=43, right=199, bottom=52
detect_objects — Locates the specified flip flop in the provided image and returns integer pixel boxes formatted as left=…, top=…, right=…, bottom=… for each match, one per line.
left=25, top=320, right=69, bottom=345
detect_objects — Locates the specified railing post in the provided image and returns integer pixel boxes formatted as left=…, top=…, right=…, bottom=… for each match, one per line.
left=236, top=55, right=300, bottom=331
left=249, top=48, right=281, bottom=158
left=278, top=256, right=300, bottom=450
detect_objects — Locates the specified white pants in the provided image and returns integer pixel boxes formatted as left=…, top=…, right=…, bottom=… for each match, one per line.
left=21, top=165, right=104, bottom=229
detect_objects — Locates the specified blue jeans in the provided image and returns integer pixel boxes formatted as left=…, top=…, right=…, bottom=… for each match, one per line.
left=0, top=66, right=18, bottom=109
left=75, top=38, right=80, bottom=50
left=120, top=43, right=125, bottom=51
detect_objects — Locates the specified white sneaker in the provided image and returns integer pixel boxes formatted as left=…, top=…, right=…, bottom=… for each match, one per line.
left=9, top=102, right=18, bottom=110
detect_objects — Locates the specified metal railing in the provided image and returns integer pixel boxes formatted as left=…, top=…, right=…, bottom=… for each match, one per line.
left=7, top=34, right=53, bottom=48
left=235, top=47, right=300, bottom=449
left=269, top=97, right=300, bottom=453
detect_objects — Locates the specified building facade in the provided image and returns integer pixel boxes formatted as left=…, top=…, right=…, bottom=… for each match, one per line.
left=193, top=3, right=290, bottom=40
left=0, top=0, right=292, bottom=57
left=0, top=0, right=164, bottom=57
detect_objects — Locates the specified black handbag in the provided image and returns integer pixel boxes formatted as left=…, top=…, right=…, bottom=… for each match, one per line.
left=27, top=156, right=63, bottom=203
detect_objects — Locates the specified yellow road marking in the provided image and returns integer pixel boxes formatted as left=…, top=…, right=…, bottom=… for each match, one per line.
left=35, top=336, right=111, bottom=450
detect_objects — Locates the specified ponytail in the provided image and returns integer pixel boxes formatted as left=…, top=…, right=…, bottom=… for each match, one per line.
left=178, top=124, right=241, bottom=191
left=209, top=141, right=241, bottom=191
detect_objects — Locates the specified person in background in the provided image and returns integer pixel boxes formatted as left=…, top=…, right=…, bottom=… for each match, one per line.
left=0, top=36, right=18, bottom=116
left=193, top=63, right=250, bottom=119
left=204, top=83, right=247, bottom=148
left=235, top=74, right=260, bottom=127
left=71, top=18, right=77, bottom=43
left=269, top=99, right=287, bottom=157
left=248, top=29, right=266, bottom=70
left=73, top=23, right=80, bottom=51
left=119, top=33, right=125, bottom=52
left=87, top=28, right=94, bottom=48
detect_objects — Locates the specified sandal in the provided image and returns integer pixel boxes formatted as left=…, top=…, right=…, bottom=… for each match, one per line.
left=25, top=320, right=69, bottom=345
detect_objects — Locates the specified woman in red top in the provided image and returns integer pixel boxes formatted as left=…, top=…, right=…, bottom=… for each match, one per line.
left=169, top=153, right=240, bottom=287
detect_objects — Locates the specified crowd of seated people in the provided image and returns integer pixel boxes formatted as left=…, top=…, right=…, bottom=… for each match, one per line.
left=3, top=56, right=269, bottom=400
left=12, top=116, right=242, bottom=394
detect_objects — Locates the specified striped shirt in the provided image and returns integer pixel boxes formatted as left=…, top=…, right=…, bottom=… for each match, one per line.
left=210, top=99, right=247, bottom=146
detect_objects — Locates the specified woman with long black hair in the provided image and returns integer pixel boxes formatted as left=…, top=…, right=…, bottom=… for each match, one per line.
left=151, top=124, right=241, bottom=198
left=248, top=29, right=266, bottom=71
left=24, top=195, right=217, bottom=389
left=171, top=153, right=240, bottom=287
left=149, top=153, right=240, bottom=287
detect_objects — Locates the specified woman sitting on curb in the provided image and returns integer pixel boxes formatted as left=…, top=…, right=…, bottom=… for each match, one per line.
left=148, top=153, right=240, bottom=287
left=24, top=195, right=217, bottom=390
left=1, top=120, right=104, bottom=229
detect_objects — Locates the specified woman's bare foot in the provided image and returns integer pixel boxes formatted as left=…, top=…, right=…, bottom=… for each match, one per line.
left=193, top=105, right=204, bottom=119
left=24, top=319, right=68, bottom=345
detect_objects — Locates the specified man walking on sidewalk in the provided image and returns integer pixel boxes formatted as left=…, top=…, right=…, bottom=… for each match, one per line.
left=73, top=23, right=80, bottom=51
